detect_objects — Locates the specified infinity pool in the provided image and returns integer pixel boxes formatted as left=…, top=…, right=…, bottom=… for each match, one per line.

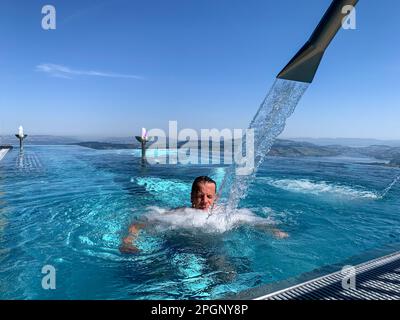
left=0, top=145, right=399, bottom=299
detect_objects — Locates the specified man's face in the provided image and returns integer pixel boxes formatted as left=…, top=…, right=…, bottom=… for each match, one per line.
left=191, top=182, right=216, bottom=211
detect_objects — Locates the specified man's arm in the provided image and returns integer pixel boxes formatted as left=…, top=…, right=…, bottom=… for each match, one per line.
left=119, top=223, right=145, bottom=254
left=256, top=224, right=289, bottom=239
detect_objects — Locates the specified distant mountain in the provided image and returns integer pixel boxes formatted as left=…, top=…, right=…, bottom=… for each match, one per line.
left=287, top=137, right=400, bottom=147
left=3, top=135, right=400, bottom=148
left=0, top=135, right=81, bottom=145
left=94, top=137, right=137, bottom=144
left=74, top=141, right=138, bottom=149
left=268, top=139, right=341, bottom=157
left=3, top=135, right=400, bottom=167
left=71, top=138, right=400, bottom=167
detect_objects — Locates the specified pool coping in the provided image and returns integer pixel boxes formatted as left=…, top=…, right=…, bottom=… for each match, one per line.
left=0, top=148, right=11, bottom=162
left=224, top=242, right=400, bottom=300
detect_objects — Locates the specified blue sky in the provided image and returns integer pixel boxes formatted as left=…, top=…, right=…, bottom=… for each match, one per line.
left=1, top=0, right=399, bottom=139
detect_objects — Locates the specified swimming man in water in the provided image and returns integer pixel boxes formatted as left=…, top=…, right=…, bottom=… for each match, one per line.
left=119, top=176, right=288, bottom=253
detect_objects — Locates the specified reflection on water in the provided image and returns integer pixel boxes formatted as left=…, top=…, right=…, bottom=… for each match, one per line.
left=15, top=150, right=43, bottom=171
left=17, top=150, right=24, bottom=169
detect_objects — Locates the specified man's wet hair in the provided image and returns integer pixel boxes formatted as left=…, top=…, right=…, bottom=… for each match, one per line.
left=191, top=176, right=217, bottom=195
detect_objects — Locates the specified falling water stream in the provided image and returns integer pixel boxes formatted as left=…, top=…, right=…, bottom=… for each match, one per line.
left=381, top=174, right=400, bottom=199
left=224, top=79, right=309, bottom=209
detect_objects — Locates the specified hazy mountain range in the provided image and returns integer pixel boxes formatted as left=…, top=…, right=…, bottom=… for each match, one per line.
left=73, top=139, right=400, bottom=167
left=3, top=135, right=400, bottom=147
left=2, top=135, right=400, bottom=167
left=286, top=137, right=400, bottom=147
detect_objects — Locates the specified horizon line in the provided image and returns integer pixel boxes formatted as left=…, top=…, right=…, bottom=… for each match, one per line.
left=2, top=134, right=400, bottom=142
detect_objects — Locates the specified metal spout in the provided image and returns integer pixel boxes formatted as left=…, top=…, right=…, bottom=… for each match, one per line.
left=277, top=0, right=359, bottom=83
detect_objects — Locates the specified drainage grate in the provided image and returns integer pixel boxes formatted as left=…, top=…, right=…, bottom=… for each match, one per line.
left=256, top=251, right=400, bottom=300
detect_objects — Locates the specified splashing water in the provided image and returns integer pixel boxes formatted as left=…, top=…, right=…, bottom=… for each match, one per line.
left=381, top=174, right=400, bottom=198
left=223, top=79, right=309, bottom=209
left=263, top=177, right=380, bottom=199
left=140, top=206, right=274, bottom=234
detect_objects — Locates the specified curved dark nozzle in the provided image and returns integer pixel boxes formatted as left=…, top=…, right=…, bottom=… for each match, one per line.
left=135, top=136, right=147, bottom=159
left=15, top=134, right=28, bottom=149
left=277, top=0, right=359, bottom=83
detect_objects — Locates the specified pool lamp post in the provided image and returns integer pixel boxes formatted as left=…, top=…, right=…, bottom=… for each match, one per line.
left=135, top=128, right=150, bottom=160
left=15, top=125, right=28, bottom=150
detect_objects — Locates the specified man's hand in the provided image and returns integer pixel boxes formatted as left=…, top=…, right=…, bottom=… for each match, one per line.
left=256, top=224, right=289, bottom=239
left=119, top=243, right=140, bottom=254
left=119, top=223, right=145, bottom=254
left=272, top=229, right=289, bottom=239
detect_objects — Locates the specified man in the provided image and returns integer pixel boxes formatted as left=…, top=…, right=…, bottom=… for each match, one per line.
left=190, top=176, right=288, bottom=239
left=119, top=176, right=217, bottom=253
left=119, top=176, right=288, bottom=254
left=190, top=176, right=218, bottom=211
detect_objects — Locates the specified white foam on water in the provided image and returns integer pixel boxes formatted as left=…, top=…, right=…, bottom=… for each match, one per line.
left=263, top=177, right=379, bottom=199
left=142, top=206, right=273, bottom=234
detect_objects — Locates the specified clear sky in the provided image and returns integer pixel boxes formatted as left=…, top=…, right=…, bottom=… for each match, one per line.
left=1, top=0, right=399, bottom=139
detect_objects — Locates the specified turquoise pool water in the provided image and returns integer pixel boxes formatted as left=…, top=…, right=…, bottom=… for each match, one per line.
left=0, top=145, right=399, bottom=299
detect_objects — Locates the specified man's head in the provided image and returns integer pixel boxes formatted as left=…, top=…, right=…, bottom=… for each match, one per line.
left=191, top=176, right=217, bottom=211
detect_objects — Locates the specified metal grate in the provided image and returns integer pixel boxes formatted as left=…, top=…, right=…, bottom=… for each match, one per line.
left=256, top=251, right=400, bottom=300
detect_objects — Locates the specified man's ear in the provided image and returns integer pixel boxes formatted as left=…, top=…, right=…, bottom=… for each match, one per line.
left=190, top=195, right=195, bottom=208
